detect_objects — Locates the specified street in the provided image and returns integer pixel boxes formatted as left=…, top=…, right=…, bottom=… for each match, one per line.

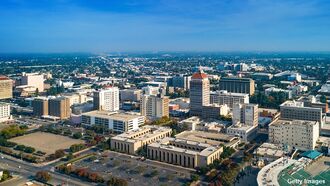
left=0, top=153, right=93, bottom=186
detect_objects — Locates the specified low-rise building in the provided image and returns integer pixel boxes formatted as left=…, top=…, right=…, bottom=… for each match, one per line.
left=226, top=124, right=258, bottom=142
left=265, top=87, right=292, bottom=99
left=202, top=104, right=229, bottom=119
left=147, top=130, right=239, bottom=168
left=110, top=126, right=172, bottom=154
left=253, top=143, right=285, bottom=163
left=82, top=110, right=145, bottom=133
left=148, top=137, right=223, bottom=168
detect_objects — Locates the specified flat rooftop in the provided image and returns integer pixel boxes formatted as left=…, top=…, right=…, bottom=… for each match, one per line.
left=280, top=100, right=304, bottom=107
left=82, top=110, right=143, bottom=121
left=254, top=143, right=285, bottom=157
left=175, top=130, right=238, bottom=146
left=148, top=137, right=222, bottom=157
left=111, top=125, right=171, bottom=143
left=271, top=119, right=318, bottom=127
left=227, top=124, right=258, bottom=131
left=210, top=90, right=249, bottom=97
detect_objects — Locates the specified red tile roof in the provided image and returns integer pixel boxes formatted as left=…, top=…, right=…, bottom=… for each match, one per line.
left=192, top=72, right=208, bottom=79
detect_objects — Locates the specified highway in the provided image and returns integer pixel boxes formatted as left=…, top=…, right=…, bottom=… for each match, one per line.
left=0, top=153, right=94, bottom=186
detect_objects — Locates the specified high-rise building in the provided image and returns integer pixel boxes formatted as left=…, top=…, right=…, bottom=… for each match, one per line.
left=142, top=86, right=160, bottom=96
left=0, top=103, right=11, bottom=123
left=269, top=119, right=319, bottom=151
left=232, top=103, right=258, bottom=126
left=49, top=97, right=71, bottom=119
left=219, top=77, right=255, bottom=95
left=120, top=89, right=142, bottom=102
left=63, top=93, right=87, bottom=106
left=32, top=97, right=49, bottom=117
left=93, top=87, right=120, bottom=112
left=210, top=90, right=249, bottom=108
left=140, top=94, right=169, bottom=119
left=20, top=72, right=44, bottom=92
left=172, top=75, right=191, bottom=90
left=0, top=76, right=13, bottom=100
left=280, top=100, right=324, bottom=128
left=189, top=69, right=210, bottom=116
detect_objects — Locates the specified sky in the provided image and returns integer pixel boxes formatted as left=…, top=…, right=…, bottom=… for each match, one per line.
left=0, top=0, right=330, bottom=53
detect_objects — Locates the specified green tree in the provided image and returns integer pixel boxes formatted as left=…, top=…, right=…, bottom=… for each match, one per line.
left=35, top=171, right=51, bottom=183
left=73, top=132, right=82, bottom=139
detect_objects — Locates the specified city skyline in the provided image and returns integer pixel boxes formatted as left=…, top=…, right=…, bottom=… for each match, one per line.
left=1, top=0, right=330, bottom=53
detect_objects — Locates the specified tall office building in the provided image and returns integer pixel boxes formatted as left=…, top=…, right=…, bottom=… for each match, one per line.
left=32, top=97, right=49, bottom=117
left=172, top=75, right=191, bottom=90
left=49, top=97, right=71, bottom=119
left=189, top=69, right=210, bottom=116
left=232, top=103, right=258, bottom=126
left=20, top=72, right=44, bottom=92
left=120, top=89, right=142, bottom=102
left=210, top=90, right=249, bottom=108
left=219, top=77, right=255, bottom=95
left=0, top=76, right=13, bottom=100
left=93, top=87, right=120, bottom=112
left=280, top=100, right=324, bottom=128
left=140, top=94, right=169, bottom=119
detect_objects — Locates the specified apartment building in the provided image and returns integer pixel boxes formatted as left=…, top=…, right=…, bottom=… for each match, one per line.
left=32, top=97, right=49, bottom=117
left=140, top=94, right=169, bottom=119
left=269, top=119, right=319, bottom=151
left=93, top=87, right=120, bottom=112
left=82, top=110, right=145, bottom=133
left=48, top=97, right=71, bottom=119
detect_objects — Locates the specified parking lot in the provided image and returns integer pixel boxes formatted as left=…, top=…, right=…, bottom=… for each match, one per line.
left=73, top=151, right=192, bottom=186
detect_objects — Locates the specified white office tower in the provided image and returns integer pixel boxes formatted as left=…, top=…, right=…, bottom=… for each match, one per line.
left=232, top=103, right=258, bottom=126
left=93, top=87, right=120, bottom=112
left=0, top=103, right=11, bottom=123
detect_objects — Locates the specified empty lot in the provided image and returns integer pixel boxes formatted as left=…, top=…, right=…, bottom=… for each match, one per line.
left=9, top=132, right=84, bottom=155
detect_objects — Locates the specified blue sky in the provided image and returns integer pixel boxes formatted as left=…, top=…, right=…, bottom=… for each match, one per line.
left=0, top=0, right=330, bottom=53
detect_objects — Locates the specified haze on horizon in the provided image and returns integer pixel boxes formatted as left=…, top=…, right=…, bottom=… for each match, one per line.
left=1, top=0, right=330, bottom=53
